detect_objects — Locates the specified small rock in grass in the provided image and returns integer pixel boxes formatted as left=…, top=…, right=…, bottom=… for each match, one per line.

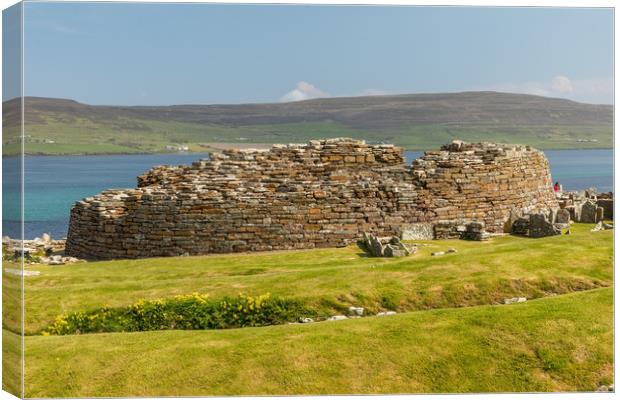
left=327, top=315, right=348, bottom=321
left=348, top=306, right=364, bottom=316
left=504, top=297, right=527, bottom=305
left=446, top=248, right=458, bottom=253
left=376, top=311, right=397, bottom=317
left=301, top=317, right=314, bottom=323
left=592, top=221, right=604, bottom=232
left=431, top=251, right=445, bottom=256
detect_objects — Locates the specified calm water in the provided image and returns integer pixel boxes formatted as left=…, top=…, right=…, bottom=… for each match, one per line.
left=2, top=149, right=613, bottom=239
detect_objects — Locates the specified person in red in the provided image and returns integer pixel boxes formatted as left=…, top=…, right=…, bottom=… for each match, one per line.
left=553, top=181, right=561, bottom=192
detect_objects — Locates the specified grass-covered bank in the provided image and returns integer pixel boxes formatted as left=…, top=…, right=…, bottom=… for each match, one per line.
left=8, top=224, right=612, bottom=335
left=22, top=288, right=613, bottom=396
left=1, top=223, right=612, bottom=396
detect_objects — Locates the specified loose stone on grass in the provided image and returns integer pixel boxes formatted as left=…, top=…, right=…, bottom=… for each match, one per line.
left=348, top=306, right=364, bottom=316
left=504, top=297, right=527, bottom=305
left=4, top=268, right=40, bottom=277
left=377, top=311, right=397, bottom=316
left=363, top=233, right=416, bottom=258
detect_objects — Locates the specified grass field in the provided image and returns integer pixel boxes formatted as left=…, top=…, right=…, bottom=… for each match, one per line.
left=10, top=119, right=612, bottom=156
left=16, top=288, right=614, bottom=396
left=1, top=223, right=613, bottom=396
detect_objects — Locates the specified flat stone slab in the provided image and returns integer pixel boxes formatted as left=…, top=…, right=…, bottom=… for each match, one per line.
left=4, top=268, right=40, bottom=276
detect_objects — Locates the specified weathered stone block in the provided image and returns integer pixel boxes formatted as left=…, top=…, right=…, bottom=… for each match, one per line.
left=597, top=198, right=613, bottom=220
left=580, top=201, right=598, bottom=223
left=400, top=223, right=434, bottom=240
left=596, top=207, right=605, bottom=223
left=528, top=213, right=561, bottom=238
left=556, top=208, right=570, bottom=224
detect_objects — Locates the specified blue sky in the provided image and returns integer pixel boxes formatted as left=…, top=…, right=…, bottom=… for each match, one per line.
left=12, top=3, right=615, bottom=105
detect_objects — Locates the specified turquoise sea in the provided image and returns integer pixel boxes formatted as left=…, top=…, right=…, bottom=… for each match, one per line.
left=2, top=149, right=613, bottom=239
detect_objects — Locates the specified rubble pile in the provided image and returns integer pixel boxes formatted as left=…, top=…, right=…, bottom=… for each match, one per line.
left=362, top=233, right=417, bottom=257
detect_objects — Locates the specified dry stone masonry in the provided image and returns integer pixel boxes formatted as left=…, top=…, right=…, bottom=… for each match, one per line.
left=555, top=189, right=613, bottom=223
left=65, top=139, right=560, bottom=259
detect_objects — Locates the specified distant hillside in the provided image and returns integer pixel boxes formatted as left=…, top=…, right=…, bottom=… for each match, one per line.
left=2, top=91, right=613, bottom=155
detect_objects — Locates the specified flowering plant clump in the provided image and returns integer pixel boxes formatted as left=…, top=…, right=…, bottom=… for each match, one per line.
left=42, top=293, right=310, bottom=335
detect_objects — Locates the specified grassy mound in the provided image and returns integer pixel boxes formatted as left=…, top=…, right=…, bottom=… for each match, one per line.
left=20, top=288, right=613, bottom=396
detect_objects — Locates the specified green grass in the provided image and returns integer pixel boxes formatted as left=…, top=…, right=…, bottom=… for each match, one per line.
left=4, top=223, right=611, bottom=336
left=20, top=287, right=613, bottom=396
left=2, top=223, right=611, bottom=396
left=4, top=116, right=611, bottom=156
left=3, top=327, right=22, bottom=397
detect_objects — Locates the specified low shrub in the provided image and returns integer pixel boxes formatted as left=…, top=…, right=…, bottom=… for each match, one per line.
left=43, top=293, right=311, bottom=335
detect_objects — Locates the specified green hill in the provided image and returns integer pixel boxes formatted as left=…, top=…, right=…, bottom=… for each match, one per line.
left=2, top=91, right=613, bottom=155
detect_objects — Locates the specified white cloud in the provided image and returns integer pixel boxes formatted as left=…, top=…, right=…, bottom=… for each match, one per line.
left=280, top=81, right=329, bottom=102
left=551, top=76, right=573, bottom=93
left=481, top=76, right=612, bottom=104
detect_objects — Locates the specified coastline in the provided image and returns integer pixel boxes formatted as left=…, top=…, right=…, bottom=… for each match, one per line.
left=3, top=145, right=614, bottom=157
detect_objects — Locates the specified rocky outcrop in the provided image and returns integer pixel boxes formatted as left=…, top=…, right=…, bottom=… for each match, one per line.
left=65, top=139, right=559, bottom=259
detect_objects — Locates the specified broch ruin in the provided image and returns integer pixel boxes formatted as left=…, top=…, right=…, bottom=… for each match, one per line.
left=65, top=138, right=587, bottom=259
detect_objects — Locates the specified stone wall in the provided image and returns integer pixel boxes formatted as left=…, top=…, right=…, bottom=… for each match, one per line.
left=411, top=140, right=559, bottom=237
left=556, top=190, right=614, bottom=223
left=65, top=139, right=559, bottom=259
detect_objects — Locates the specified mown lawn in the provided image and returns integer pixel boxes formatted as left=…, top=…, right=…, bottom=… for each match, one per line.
left=8, top=223, right=612, bottom=334
left=20, top=287, right=613, bottom=396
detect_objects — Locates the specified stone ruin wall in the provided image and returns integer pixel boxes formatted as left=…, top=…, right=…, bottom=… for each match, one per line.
left=413, top=141, right=559, bottom=238
left=65, top=139, right=559, bottom=259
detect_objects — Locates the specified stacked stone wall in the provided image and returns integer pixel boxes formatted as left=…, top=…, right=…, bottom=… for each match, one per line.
left=412, top=141, right=558, bottom=236
left=65, top=138, right=559, bottom=259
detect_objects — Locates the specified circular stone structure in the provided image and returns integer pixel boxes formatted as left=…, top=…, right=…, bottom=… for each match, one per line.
left=65, top=139, right=558, bottom=259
